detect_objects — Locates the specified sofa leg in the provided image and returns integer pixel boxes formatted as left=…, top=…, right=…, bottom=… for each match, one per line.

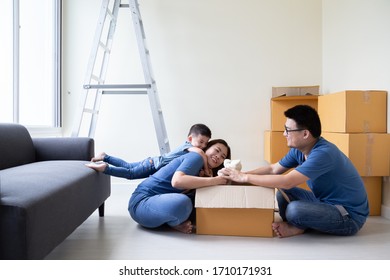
left=98, top=203, right=105, bottom=217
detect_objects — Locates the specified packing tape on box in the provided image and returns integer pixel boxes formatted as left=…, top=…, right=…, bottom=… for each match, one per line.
left=362, top=91, right=372, bottom=133
left=363, top=91, right=371, bottom=103
left=363, top=120, right=371, bottom=133
left=364, top=133, right=374, bottom=176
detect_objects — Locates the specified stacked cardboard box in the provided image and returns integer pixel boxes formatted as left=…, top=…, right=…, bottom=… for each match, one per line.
left=318, top=90, right=389, bottom=215
left=266, top=95, right=319, bottom=165
left=265, top=94, right=319, bottom=190
left=264, top=90, right=389, bottom=215
left=270, top=95, right=319, bottom=132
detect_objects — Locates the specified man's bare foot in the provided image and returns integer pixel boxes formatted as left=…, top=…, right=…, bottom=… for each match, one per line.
left=85, top=162, right=108, bottom=172
left=91, top=152, right=106, bottom=162
left=272, top=222, right=304, bottom=238
left=172, top=220, right=193, bottom=234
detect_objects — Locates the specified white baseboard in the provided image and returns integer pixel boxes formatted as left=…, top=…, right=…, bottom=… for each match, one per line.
left=381, top=204, right=390, bottom=220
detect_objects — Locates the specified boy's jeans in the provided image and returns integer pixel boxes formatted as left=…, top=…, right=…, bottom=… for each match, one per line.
left=103, top=155, right=156, bottom=179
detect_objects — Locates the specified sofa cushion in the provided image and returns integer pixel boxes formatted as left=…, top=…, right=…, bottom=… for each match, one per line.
left=33, top=137, right=94, bottom=161
left=0, top=123, right=35, bottom=170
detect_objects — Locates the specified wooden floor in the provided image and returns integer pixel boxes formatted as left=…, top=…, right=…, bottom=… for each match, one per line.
left=45, top=181, right=390, bottom=260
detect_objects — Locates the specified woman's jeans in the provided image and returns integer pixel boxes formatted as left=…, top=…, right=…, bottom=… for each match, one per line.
left=277, top=187, right=363, bottom=236
left=103, top=154, right=156, bottom=180
left=128, top=192, right=193, bottom=228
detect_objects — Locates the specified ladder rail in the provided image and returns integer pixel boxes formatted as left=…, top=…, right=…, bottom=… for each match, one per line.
left=129, top=0, right=170, bottom=154
left=72, top=0, right=120, bottom=137
left=88, top=0, right=121, bottom=138
left=90, top=0, right=121, bottom=86
left=84, top=0, right=112, bottom=86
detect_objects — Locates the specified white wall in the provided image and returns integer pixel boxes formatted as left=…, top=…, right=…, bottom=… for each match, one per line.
left=322, top=0, right=390, bottom=215
left=62, top=0, right=322, bottom=172
left=63, top=0, right=389, bottom=214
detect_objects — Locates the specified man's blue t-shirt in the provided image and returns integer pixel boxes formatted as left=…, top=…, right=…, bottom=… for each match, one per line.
left=132, top=152, right=203, bottom=199
left=279, top=137, right=369, bottom=224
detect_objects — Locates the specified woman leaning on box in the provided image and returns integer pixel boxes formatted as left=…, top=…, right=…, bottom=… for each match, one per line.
left=128, top=139, right=231, bottom=234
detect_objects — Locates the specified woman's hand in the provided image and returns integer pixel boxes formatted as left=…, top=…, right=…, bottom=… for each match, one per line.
left=219, top=168, right=248, bottom=183
left=213, top=175, right=229, bottom=185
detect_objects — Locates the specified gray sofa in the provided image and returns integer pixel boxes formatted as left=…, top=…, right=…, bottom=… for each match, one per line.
left=0, top=123, right=111, bottom=259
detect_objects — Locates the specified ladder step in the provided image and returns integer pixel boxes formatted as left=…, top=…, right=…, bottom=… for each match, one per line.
left=83, top=108, right=99, bottom=114
left=99, top=41, right=110, bottom=53
left=84, top=84, right=151, bottom=89
left=102, top=90, right=147, bottom=95
left=106, top=7, right=114, bottom=19
left=91, top=75, right=104, bottom=83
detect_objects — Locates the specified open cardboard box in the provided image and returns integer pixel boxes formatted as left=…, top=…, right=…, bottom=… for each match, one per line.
left=195, top=185, right=275, bottom=237
left=271, top=95, right=318, bottom=131
left=272, top=85, right=320, bottom=98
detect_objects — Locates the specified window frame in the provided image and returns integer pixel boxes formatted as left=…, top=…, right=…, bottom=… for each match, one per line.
left=8, top=0, right=62, bottom=134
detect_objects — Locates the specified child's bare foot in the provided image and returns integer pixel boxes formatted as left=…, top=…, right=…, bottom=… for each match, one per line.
left=172, top=220, right=193, bottom=234
left=91, top=152, right=106, bottom=162
left=85, top=162, right=108, bottom=172
left=272, top=222, right=304, bottom=238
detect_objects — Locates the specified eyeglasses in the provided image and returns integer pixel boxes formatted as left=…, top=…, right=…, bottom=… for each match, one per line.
left=284, top=125, right=305, bottom=135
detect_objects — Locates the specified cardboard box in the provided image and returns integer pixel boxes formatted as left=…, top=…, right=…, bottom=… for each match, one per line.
left=272, top=85, right=320, bottom=98
left=362, top=177, right=382, bottom=216
left=322, top=132, right=390, bottom=176
left=264, top=131, right=288, bottom=164
left=318, top=90, right=387, bottom=133
left=271, top=95, right=318, bottom=131
left=264, top=130, right=310, bottom=190
left=195, top=185, right=275, bottom=237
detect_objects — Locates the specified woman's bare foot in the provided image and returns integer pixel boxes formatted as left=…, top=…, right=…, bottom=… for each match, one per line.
left=91, top=152, right=106, bottom=162
left=272, top=222, right=304, bottom=238
left=85, top=162, right=108, bottom=172
left=172, top=220, right=193, bottom=234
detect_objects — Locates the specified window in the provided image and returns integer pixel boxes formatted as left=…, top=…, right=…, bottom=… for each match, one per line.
left=0, top=0, right=61, bottom=128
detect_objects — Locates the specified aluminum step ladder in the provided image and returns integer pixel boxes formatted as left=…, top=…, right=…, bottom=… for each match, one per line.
left=71, top=0, right=170, bottom=155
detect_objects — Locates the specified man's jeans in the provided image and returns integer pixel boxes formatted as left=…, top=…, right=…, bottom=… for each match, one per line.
left=276, top=187, right=363, bottom=236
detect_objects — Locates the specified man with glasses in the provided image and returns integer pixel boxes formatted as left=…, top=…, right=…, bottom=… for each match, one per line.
left=220, top=105, right=369, bottom=238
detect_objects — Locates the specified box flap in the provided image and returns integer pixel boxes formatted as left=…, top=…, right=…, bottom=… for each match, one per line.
left=195, top=185, right=275, bottom=209
left=272, top=85, right=319, bottom=97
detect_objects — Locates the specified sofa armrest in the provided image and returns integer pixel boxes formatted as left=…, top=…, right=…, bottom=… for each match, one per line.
left=32, top=137, right=94, bottom=161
